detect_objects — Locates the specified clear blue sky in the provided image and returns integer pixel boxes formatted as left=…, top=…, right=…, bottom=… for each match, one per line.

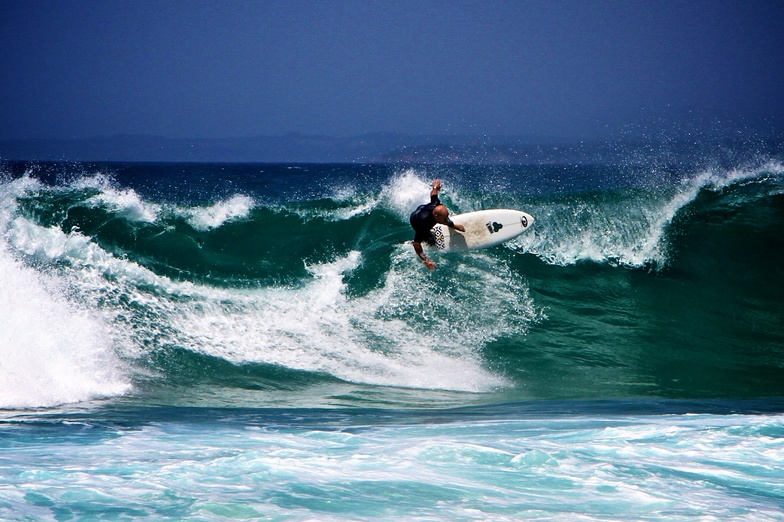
left=2, top=0, right=783, bottom=140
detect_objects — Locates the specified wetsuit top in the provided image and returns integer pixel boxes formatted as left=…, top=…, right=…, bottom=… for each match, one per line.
left=409, top=194, right=441, bottom=245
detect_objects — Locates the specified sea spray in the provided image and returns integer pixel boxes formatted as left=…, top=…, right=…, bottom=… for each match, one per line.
left=0, top=175, right=129, bottom=408
left=184, top=194, right=255, bottom=231
left=0, top=235, right=130, bottom=408
left=508, top=160, right=784, bottom=268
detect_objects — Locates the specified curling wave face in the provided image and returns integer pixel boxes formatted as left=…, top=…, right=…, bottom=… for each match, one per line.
left=1, top=159, right=783, bottom=408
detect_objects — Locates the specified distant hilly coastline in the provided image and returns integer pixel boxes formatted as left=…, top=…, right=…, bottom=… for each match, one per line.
left=2, top=132, right=782, bottom=166
left=0, top=133, right=565, bottom=164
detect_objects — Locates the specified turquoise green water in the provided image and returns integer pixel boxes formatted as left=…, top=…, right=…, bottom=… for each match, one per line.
left=1, top=159, right=783, bottom=520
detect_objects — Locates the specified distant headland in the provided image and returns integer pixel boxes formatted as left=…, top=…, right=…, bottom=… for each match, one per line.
left=2, top=132, right=781, bottom=166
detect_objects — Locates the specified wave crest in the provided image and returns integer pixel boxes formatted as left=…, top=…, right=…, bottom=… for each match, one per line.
left=509, top=162, right=784, bottom=268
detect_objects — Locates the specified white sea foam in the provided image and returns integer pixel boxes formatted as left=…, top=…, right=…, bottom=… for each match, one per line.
left=184, top=194, right=255, bottom=231
left=510, top=162, right=784, bottom=268
left=2, top=410, right=781, bottom=520
left=0, top=236, right=130, bottom=409
left=295, top=168, right=470, bottom=225
left=4, top=202, right=528, bottom=393
left=75, top=175, right=162, bottom=223
left=509, top=195, right=677, bottom=267
left=297, top=190, right=381, bottom=222
left=381, top=169, right=435, bottom=219
left=158, top=247, right=521, bottom=392
left=298, top=169, right=433, bottom=223
left=0, top=177, right=132, bottom=408
left=327, top=197, right=379, bottom=221
left=73, top=173, right=257, bottom=229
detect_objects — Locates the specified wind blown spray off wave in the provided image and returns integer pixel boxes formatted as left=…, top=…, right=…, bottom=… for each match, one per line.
left=511, top=160, right=784, bottom=267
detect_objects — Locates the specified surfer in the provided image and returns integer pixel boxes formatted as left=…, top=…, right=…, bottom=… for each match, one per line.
left=410, top=179, right=465, bottom=270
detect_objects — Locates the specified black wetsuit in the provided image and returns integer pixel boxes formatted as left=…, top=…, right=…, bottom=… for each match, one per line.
left=409, top=194, right=441, bottom=245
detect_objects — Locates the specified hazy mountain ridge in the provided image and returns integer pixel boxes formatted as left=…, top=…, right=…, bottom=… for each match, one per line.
left=2, top=133, right=781, bottom=166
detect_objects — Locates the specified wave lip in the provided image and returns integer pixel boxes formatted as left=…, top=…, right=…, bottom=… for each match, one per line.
left=510, top=161, right=784, bottom=269
left=183, top=194, right=255, bottom=231
left=73, top=174, right=161, bottom=223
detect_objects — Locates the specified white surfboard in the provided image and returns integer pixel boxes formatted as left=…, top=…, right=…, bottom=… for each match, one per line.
left=430, top=209, right=534, bottom=252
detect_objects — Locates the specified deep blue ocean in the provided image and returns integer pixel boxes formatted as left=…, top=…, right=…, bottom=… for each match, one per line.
left=1, top=152, right=783, bottom=520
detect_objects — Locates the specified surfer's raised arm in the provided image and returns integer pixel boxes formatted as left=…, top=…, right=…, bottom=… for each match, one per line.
left=430, top=178, right=442, bottom=198
left=409, top=179, right=465, bottom=271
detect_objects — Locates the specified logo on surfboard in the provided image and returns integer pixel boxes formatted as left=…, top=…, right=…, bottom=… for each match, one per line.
left=433, top=226, right=447, bottom=250
left=486, top=221, right=503, bottom=234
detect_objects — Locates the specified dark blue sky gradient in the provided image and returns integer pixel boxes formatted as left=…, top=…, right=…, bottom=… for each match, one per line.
left=2, top=0, right=783, bottom=140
